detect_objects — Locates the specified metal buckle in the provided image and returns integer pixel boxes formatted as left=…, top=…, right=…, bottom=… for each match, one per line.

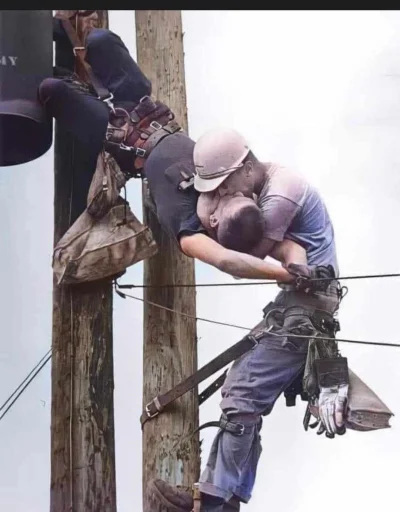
left=178, top=176, right=194, bottom=191
left=150, top=120, right=162, bottom=130
left=220, top=417, right=245, bottom=435
left=237, top=423, right=245, bottom=435
left=135, top=147, right=146, bottom=157
left=73, top=46, right=85, bottom=56
left=119, top=142, right=133, bottom=152
left=145, top=400, right=160, bottom=419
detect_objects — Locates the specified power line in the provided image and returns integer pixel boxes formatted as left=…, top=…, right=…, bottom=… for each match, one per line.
left=0, top=349, right=52, bottom=414
left=115, top=288, right=400, bottom=349
left=4, top=273, right=400, bottom=424
left=116, top=272, right=400, bottom=289
left=0, top=350, right=52, bottom=423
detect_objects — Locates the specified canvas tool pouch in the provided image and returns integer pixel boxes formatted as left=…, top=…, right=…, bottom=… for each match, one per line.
left=86, top=151, right=127, bottom=219
left=52, top=203, right=158, bottom=285
left=262, top=285, right=394, bottom=432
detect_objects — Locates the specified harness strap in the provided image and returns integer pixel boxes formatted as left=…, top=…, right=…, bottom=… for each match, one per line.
left=55, top=13, right=113, bottom=103
left=140, top=300, right=340, bottom=428
left=140, top=333, right=262, bottom=428
left=198, top=369, right=228, bottom=405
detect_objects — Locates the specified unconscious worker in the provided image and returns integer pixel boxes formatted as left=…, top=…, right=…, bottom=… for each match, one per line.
left=40, top=10, right=301, bottom=284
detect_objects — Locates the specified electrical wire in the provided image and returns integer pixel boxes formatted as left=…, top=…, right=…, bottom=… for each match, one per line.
left=116, top=272, right=400, bottom=289
left=115, top=288, right=400, bottom=349
left=0, top=351, right=52, bottom=422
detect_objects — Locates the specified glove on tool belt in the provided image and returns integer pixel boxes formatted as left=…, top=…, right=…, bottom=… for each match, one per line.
left=313, top=356, right=349, bottom=438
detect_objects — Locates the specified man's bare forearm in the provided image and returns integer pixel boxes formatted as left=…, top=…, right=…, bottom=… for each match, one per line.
left=270, top=239, right=307, bottom=266
left=219, top=249, right=293, bottom=282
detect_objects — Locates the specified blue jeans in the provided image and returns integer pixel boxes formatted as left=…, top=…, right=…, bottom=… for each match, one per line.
left=199, top=284, right=340, bottom=503
left=38, top=26, right=151, bottom=214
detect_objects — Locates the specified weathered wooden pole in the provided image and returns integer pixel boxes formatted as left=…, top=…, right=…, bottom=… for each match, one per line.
left=135, top=10, right=200, bottom=512
left=51, top=10, right=117, bottom=512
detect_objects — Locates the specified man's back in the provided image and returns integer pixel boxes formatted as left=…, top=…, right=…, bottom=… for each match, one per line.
left=257, top=163, right=339, bottom=274
left=144, top=132, right=206, bottom=244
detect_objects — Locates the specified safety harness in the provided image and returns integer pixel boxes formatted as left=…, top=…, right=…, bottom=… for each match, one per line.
left=58, top=11, right=347, bottom=439
left=131, top=281, right=345, bottom=431
left=56, top=11, right=182, bottom=179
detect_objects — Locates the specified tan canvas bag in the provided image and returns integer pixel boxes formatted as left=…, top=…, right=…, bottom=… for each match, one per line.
left=52, top=152, right=158, bottom=285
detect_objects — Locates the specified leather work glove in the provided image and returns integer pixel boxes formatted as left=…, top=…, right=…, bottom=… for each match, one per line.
left=311, top=357, right=349, bottom=438
left=284, top=263, right=335, bottom=293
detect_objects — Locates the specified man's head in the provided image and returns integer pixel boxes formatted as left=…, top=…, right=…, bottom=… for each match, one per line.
left=197, top=192, right=266, bottom=253
left=193, top=128, right=259, bottom=198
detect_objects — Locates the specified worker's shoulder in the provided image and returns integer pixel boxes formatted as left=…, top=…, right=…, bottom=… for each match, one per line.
left=261, top=161, right=308, bottom=203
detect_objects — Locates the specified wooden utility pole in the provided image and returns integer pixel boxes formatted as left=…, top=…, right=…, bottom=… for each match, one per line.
left=51, top=11, right=117, bottom=512
left=135, top=10, right=200, bottom=512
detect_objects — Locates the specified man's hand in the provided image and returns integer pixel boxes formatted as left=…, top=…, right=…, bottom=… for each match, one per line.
left=284, top=263, right=335, bottom=293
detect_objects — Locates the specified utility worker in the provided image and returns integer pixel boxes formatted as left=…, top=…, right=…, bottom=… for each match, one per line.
left=148, top=128, right=348, bottom=511
left=40, top=11, right=320, bottom=286
left=41, top=18, right=344, bottom=511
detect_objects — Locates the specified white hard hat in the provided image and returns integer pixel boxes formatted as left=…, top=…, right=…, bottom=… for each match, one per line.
left=193, top=128, right=250, bottom=193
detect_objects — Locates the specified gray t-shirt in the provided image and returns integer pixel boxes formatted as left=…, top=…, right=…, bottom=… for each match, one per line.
left=257, top=163, right=339, bottom=275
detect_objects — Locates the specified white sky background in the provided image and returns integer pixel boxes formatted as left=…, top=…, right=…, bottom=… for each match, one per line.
left=0, top=9, right=399, bottom=512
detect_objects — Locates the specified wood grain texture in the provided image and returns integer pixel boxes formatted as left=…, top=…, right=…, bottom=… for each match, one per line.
left=135, top=10, right=200, bottom=512
left=51, top=10, right=117, bottom=512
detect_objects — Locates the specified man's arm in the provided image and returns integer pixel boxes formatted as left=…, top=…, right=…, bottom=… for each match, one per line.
left=180, top=233, right=294, bottom=282
left=269, top=238, right=307, bottom=266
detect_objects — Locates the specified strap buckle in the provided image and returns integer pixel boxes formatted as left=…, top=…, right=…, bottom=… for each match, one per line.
left=118, top=142, right=146, bottom=158
left=150, top=120, right=162, bottom=130
left=145, top=397, right=162, bottom=419
left=135, top=147, right=146, bottom=157
left=73, top=46, right=85, bottom=56
left=220, top=416, right=245, bottom=436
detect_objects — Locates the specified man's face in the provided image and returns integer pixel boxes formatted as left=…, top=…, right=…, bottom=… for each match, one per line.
left=197, top=190, right=256, bottom=240
left=217, top=162, right=255, bottom=199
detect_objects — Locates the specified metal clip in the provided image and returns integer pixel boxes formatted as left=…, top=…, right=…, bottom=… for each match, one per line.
left=119, top=143, right=133, bottom=152
left=150, top=120, right=162, bottom=130
left=102, top=93, right=115, bottom=113
left=73, top=46, right=85, bottom=56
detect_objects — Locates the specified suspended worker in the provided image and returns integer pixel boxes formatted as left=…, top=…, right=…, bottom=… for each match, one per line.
left=147, top=128, right=350, bottom=512
left=40, top=10, right=321, bottom=286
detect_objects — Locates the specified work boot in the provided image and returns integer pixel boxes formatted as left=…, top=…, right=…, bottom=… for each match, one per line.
left=223, top=497, right=240, bottom=511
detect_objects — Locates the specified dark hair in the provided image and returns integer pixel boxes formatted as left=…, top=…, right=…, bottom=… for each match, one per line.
left=217, top=202, right=265, bottom=253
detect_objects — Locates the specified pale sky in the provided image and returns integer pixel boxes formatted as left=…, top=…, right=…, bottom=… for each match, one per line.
left=1, top=10, right=399, bottom=512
